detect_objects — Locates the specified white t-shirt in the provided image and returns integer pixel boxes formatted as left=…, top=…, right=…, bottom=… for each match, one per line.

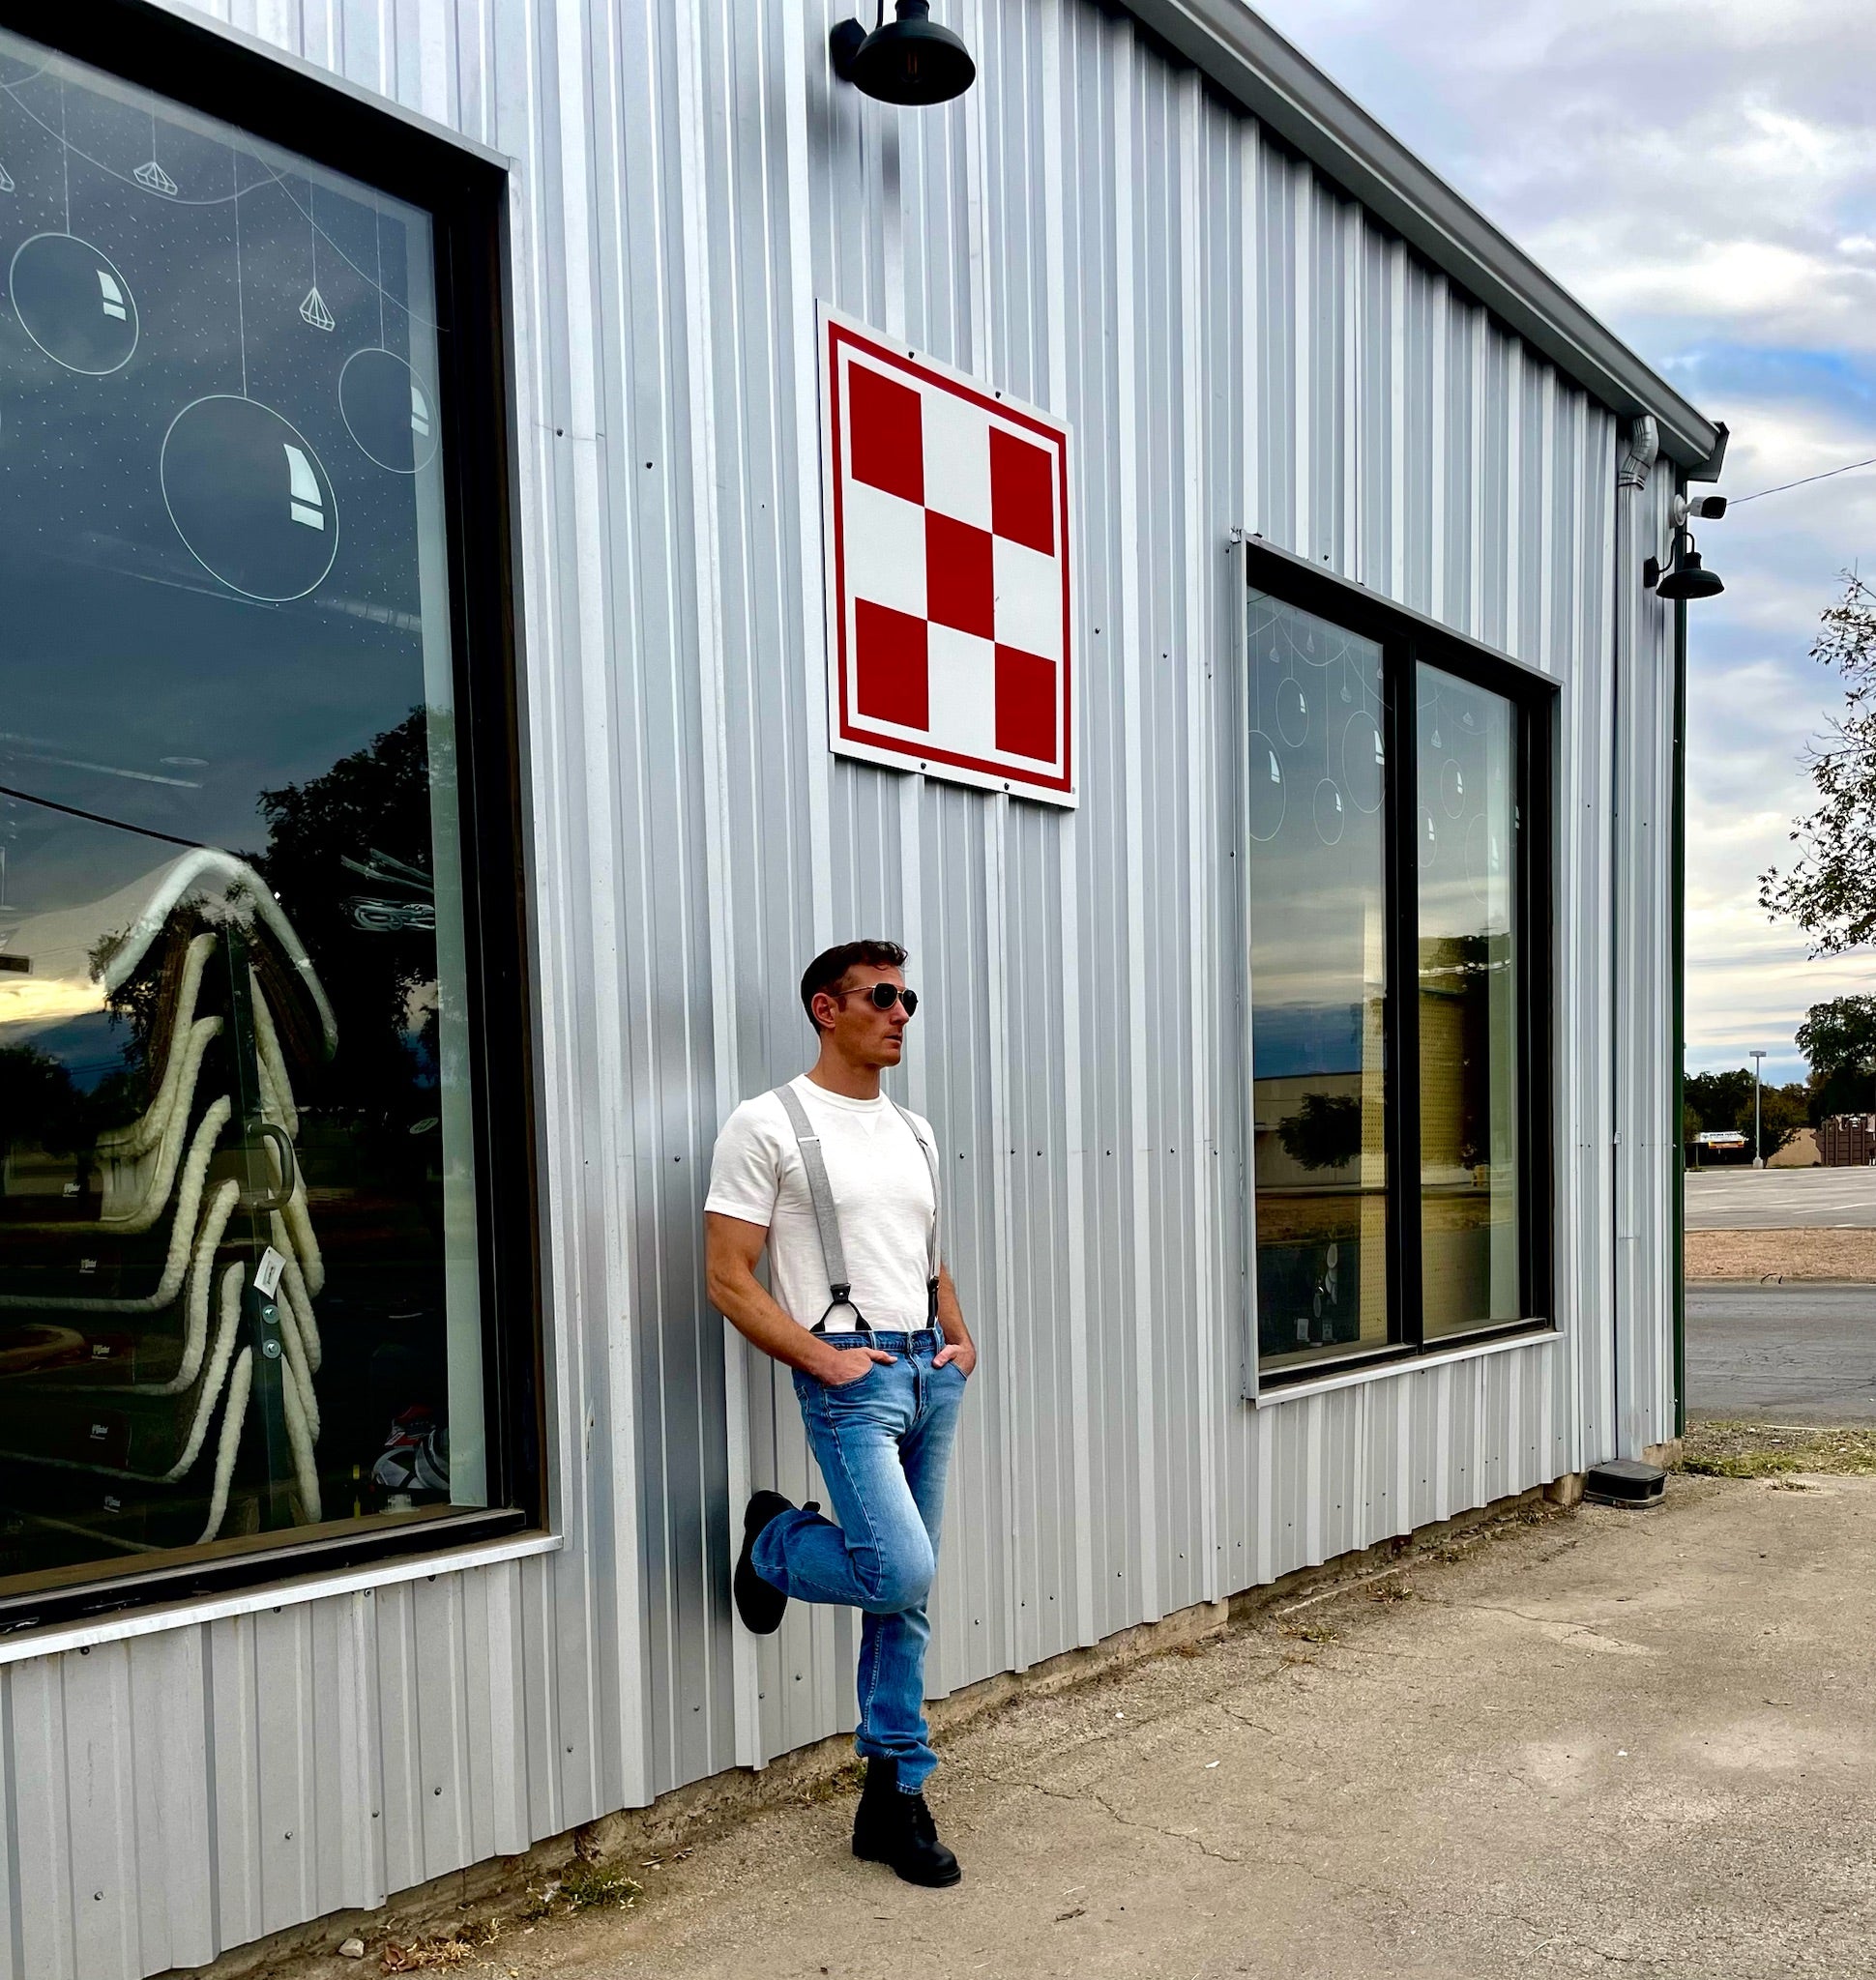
left=706, top=1075, right=938, bottom=1331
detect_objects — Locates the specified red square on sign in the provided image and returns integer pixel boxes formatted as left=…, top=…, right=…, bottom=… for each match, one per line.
left=848, top=364, right=924, bottom=506
left=995, top=645, right=1055, bottom=761
left=925, top=511, right=994, bottom=640
left=990, top=427, right=1055, bottom=555
left=855, top=599, right=929, bottom=730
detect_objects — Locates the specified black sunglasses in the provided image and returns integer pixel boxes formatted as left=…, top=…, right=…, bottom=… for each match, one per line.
left=831, top=982, right=919, bottom=1016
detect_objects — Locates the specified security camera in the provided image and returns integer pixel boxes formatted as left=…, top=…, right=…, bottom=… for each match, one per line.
left=1670, top=492, right=1728, bottom=529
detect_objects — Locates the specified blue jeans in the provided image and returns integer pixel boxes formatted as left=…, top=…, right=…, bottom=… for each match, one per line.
left=753, top=1328, right=967, bottom=1793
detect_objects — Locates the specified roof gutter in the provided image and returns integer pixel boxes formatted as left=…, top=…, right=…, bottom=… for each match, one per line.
left=1123, top=0, right=1724, bottom=475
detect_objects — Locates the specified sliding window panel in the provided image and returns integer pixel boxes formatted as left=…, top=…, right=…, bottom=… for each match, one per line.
left=1416, top=664, right=1522, bottom=1336
left=1246, top=592, right=1391, bottom=1372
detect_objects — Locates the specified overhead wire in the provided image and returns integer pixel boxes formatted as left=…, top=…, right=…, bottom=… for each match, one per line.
left=1731, top=454, right=1876, bottom=507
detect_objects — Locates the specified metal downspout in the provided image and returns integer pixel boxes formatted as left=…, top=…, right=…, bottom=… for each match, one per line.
left=1612, top=414, right=1658, bottom=1459
left=1672, top=585, right=1688, bottom=1438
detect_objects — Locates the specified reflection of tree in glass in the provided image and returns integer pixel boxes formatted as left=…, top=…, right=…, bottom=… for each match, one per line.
left=0, top=1043, right=93, bottom=1157
left=1276, top=1092, right=1362, bottom=1171
left=255, top=709, right=438, bottom=1124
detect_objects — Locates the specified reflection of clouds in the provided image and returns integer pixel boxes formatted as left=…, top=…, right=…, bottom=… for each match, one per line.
left=1250, top=0, right=1874, bottom=1071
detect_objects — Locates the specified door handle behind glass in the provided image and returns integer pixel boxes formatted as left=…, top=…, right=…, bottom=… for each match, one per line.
left=244, top=1121, right=297, bottom=1211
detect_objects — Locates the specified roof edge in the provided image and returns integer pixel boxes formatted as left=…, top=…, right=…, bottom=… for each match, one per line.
left=1125, top=0, right=1721, bottom=472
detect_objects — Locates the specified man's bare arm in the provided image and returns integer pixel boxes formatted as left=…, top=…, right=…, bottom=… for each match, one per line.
left=705, top=1212, right=894, bottom=1384
left=931, top=1265, right=977, bottom=1376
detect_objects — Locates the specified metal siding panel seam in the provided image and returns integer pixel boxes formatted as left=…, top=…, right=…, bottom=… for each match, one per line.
left=1177, top=66, right=1221, bottom=1607
left=1041, top=0, right=1099, bottom=1655
left=60, top=1645, right=140, bottom=1980
left=670, top=0, right=754, bottom=1773
left=128, top=1626, right=216, bottom=1971
left=205, top=1616, right=264, bottom=1955
left=10, top=1659, right=78, bottom=1980
left=1109, top=13, right=1161, bottom=1626
left=0, top=1673, right=17, bottom=1980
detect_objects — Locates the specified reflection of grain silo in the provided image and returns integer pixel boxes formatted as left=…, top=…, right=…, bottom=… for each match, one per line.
left=1252, top=988, right=1387, bottom=1354
left=1419, top=933, right=1519, bottom=1327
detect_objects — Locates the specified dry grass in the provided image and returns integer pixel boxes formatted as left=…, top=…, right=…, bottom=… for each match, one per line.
left=378, top=1930, right=491, bottom=1972
left=1685, top=1228, right=1876, bottom=1281
left=1680, top=1419, right=1876, bottom=1479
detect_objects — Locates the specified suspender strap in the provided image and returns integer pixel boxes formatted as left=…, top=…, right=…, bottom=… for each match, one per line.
left=772, top=1083, right=864, bottom=1332
left=893, top=1101, right=942, bottom=1321
left=771, top=1084, right=944, bottom=1330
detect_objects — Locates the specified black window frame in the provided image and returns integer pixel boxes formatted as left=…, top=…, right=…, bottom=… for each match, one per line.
left=1243, top=537, right=1556, bottom=1387
left=0, top=0, right=544, bottom=1635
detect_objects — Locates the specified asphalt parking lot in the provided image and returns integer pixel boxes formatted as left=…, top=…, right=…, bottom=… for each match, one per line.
left=1685, top=1166, right=1876, bottom=1229
left=1685, top=1283, right=1876, bottom=1422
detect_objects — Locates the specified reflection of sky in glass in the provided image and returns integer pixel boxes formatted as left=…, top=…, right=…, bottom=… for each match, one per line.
left=1415, top=669, right=1513, bottom=946
left=0, top=33, right=439, bottom=932
left=1246, top=591, right=1386, bottom=1068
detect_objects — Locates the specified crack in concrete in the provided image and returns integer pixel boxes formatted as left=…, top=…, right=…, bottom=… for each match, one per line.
left=1002, top=1775, right=1246, bottom=1864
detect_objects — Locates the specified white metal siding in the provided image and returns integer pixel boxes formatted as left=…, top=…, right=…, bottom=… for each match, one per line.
left=0, top=4, right=1675, bottom=1974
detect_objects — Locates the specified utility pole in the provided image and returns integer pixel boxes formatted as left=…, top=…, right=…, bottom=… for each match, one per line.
left=1751, top=1049, right=1767, bottom=1169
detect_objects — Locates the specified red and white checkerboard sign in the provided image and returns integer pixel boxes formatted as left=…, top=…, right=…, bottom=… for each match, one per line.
left=821, top=308, right=1074, bottom=804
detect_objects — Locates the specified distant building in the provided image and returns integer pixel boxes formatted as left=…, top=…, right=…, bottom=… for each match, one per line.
left=1768, top=1127, right=1822, bottom=1169
left=1820, top=1117, right=1876, bottom=1166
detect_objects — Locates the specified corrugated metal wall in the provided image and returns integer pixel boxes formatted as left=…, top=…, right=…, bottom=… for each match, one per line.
left=0, top=4, right=1678, bottom=1974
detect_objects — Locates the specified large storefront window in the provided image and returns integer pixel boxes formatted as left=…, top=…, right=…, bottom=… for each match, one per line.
left=1246, top=569, right=1548, bottom=1377
left=0, top=29, right=513, bottom=1607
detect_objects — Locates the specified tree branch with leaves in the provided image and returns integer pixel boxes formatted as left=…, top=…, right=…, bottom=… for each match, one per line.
left=1760, top=572, right=1876, bottom=953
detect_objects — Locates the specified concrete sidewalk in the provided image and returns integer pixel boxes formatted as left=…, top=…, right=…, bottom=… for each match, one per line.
left=476, top=1477, right=1876, bottom=1980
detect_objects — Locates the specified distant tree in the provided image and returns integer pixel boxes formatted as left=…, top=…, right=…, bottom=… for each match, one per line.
left=1683, top=1066, right=1803, bottom=1156
left=1276, top=1092, right=1363, bottom=1171
left=1796, top=995, right=1876, bottom=1121
left=1760, top=574, right=1876, bottom=953
left=1760, top=1082, right=1810, bottom=1155
left=1684, top=1068, right=1753, bottom=1134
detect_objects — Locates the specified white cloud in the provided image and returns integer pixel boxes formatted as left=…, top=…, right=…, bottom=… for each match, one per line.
left=1256, top=0, right=1876, bottom=1074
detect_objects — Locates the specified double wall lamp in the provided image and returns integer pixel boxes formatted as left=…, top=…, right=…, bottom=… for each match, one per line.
left=1644, top=492, right=1728, bottom=601
left=830, top=1, right=977, bottom=106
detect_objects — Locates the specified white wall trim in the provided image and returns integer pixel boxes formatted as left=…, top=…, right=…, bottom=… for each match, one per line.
left=1252, top=1328, right=1563, bottom=1410
left=0, top=1533, right=562, bottom=1668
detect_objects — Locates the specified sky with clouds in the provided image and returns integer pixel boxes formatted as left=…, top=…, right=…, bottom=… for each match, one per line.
left=1256, top=0, right=1876, bottom=1086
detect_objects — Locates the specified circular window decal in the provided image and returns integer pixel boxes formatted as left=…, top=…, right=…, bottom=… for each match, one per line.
left=1341, top=714, right=1384, bottom=814
left=161, top=395, right=338, bottom=601
left=339, top=346, right=437, bottom=474
left=1275, top=678, right=1309, bottom=746
left=1247, top=731, right=1286, bottom=843
left=10, top=233, right=138, bottom=376
left=1312, top=778, right=1346, bottom=846
left=1441, top=758, right=1467, bottom=819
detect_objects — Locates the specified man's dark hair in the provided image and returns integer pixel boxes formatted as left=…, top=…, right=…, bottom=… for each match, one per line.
left=800, top=940, right=908, bottom=1033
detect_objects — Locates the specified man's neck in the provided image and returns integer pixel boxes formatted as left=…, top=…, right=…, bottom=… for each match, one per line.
left=806, top=1046, right=883, bottom=1101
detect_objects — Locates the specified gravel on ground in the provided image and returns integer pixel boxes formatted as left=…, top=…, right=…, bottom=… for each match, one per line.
left=1685, top=1226, right=1876, bottom=1279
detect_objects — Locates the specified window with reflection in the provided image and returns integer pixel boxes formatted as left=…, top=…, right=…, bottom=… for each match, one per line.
left=1417, top=667, right=1521, bottom=1335
left=1246, top=593, right=1389, bottom=1371
left=1246, top=574, right=1547, bottom=1377
left=0, top=29, right=505, bottom=1603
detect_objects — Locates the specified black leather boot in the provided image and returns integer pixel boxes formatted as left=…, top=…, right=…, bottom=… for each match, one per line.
left=733, top=1490, right=794, bottom=1634
left=852, top=1756, right=962, bottom=1886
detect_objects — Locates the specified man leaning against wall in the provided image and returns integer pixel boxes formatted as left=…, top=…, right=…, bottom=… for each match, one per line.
left=705, top=940, right=978, bottom=1888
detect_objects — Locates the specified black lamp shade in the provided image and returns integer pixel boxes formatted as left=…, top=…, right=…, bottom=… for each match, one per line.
left=833, top=2, right=976, bottom=106
left=1656, top=545, right=1724, bottom=600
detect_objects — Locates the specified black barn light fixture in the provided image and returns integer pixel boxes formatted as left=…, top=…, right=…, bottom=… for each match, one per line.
left=830, top=1, right=977, bottom=106
left=1644, top=492, right=1727, bottom=600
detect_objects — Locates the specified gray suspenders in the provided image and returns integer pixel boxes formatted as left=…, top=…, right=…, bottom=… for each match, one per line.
left=771, top=1083, right=941, bottom=1331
